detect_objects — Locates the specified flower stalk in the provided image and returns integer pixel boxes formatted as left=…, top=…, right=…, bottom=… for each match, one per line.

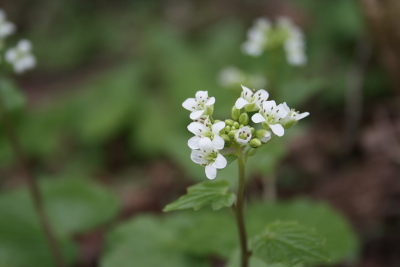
left=235, top=145, right=251, bottom=267
left=0, top=91, right=65, bottom=267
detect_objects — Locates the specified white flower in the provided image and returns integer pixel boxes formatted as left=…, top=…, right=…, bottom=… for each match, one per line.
left=182, top=91, right=216, bottom=120
left=277, top=17, right=307, bottom=66
left=187, top=121, right=226, bottom=150
left=256, top=129, right=272, bottom=143
left=235, top=85, right=269, bottom=112
left=0, top=9, right=15, bottom=40
left=5, top=39, right=36, bottom=74
left=242, top=17, right=271, bottom=57
left=235, top=126, right=252, bottom=146
left=190, top=138, right=227, bottom=180
left=251, top=100, right=288, bottom=137
left=281, top=102, right=309, bottom=128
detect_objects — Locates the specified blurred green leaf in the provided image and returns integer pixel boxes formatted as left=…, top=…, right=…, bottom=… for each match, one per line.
left=251, top=221, right=330, bottom=266
left=0, top=178, right=121, bottom=267
left=164, top=180, right=236, bottom=212
left=0, top=77, right=26, bottom=112
left=100, top=215, right=208, bottom=267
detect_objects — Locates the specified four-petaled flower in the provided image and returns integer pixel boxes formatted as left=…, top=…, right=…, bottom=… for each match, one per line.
left=182, top=91, right=215, bottom=120
left=252, top=100, right=288, bottom=137
left=235, top=126, right=252, bottom=146
left=5, top=39, right=36, bottom=74
left=187, top=121, right=226, bottom=150
left=0, top=9, right=15, bottom=40
left=235, top=85, right=269, bottom=112
left=190, top=138, right=227, bottom=180
left=281, top=102, right=310, bottom=129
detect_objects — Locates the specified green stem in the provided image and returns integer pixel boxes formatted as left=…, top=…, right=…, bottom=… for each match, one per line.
left=235, top=145, right=251, bottom=267
left=0, top=91, right=65, bottom=267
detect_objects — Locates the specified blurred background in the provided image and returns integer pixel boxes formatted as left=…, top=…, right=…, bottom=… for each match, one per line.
left=0, top=0, right=399, bottom=266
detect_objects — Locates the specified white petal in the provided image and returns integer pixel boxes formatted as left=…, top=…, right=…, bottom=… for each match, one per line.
left=212, top=135, right=225, bottom=150
left=191, top=150, right=208, bottom=164
left=188, top=136, right=201, bottom=149
left=296, top=112, right=310, bottom=120
left=205, top=97, right=215, bottom=106
left=263, top=100, right=276, bottom=111
left=205, top=165, right=217, bottom=180
left=195, top=91, right=208, bottom=100
left=18, top=39, right=32, bottom=52
left=187, top=122, right=207, bottom=135
left=283, top=102, right=291, bottom=113
left=182, top=98, right=197, bottom=111
left=269, top=123, right=285, bottom=137
left=198, top=137, right=214, bottom=153
left=5, top=49, right=17, bottom=62
left=252, top=113, right=266, bottom=123
left=213, top=153, right=227, bottom=169
left=276, top=103, right=288, bottom=118
left=235, top=98, right=249, bottom=109
left=212, top=121, right=226, bottom=134
left=190, top=110, right=205, bottom=120
left=255, top=89, right=269, bottom=102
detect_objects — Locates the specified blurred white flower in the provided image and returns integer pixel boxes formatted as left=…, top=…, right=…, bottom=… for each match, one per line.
left=277, top=17, right=307, bottom=66
left=0, top=9, right=15, bottom=40
left=218, top=66, right=267, bottom=89
left=218, top=66, right=246, bottom=87
left=242, top=17, right=271, bottom=57
left=5, top=39, right=36, bottom=74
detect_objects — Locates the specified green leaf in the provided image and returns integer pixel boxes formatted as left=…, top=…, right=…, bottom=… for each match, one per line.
left=224, top=153, right=238, bottom=167
left=0, top=177, right=121, bottom=267
left=163, top=180, right=236, bottom=212
left=100, top=215, right=208, bottom=267
left=251, top=221, right=330, bottom=266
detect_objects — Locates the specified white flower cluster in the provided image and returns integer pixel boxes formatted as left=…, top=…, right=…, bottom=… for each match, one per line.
left=277, top=17, right=307, bottom=66
left=218, top=66, right=267, bottom=89
left=183, top=86, right=309, bottom=180
left=0, top=8, right=36, bottom=74
left=242, top=16, right=307, bottom=66
left=183, top=91, right=227, bottom=180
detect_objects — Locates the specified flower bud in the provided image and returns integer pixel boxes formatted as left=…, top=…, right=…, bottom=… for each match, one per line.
left=221, top=134, right=230, bottom=143
left=224, top=126, right=231, bottom=133
left=225, top=119, right=234, bottom=126
left=233, top=122, right=240, bottom=129
left=228, top=130, right=236, bottom=139
left=205, top=105, right=214, bottom=116
left=232, top=106, right=241, bottom=121
left=250, top=127, right=255, bottom=134
left=231, top=126, right=236, bottom=131
left=256, top=129, right=272, bottom=143
left=239, top=113, right=249, bottom=125
left=214, top=119, right=221, bottom=123
left=250, top=138, right=262, bottom=148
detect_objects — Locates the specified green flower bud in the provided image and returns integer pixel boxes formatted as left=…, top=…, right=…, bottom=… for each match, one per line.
left=250, top=138, right=262, bottom=148
left=221, top=134, right=230, bottom=143
left=225, top=119, right=234, bottom=126
left=283, top=120, right=297, bottom=129
left=205, top=105, right=214, bottom=116
left=240, top=124, right=244, bottom=129
left=224, top=126, right=231, bottom=133
left=256, top=129, right=272, bottom=143
left=214, top=119, right=221, bottom=123
left=233, top=122, right=240, bottom=129
left=239, top=113, right=249, bottom=126
left=232, top=106, right=241, bottom=121
left=228, top=130, right=236, bottom=139
left=231, top=126, right=236, bottom=131
left=250, top=127, right=255, bottom=134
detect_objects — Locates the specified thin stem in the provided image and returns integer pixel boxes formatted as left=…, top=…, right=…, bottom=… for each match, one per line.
left=0, top=92, right=65, bottom=267
left=235, top=145, right=251, bottom=267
